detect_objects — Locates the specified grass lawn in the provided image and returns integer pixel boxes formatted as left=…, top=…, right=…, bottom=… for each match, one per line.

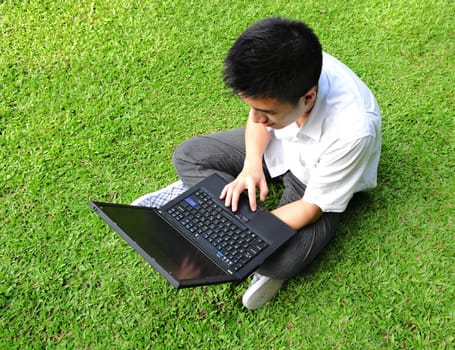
left=1, top=0, right=454, bottom=348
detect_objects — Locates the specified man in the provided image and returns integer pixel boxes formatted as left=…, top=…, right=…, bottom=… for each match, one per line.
left=133, top=17, right=381, bottom=309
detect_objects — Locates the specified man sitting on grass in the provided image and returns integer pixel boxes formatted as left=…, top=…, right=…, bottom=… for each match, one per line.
left=133, top=17, right=381, bottom=309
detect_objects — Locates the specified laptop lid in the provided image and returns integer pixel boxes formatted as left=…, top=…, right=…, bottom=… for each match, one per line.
left=89, top=201, right=237, bottom=288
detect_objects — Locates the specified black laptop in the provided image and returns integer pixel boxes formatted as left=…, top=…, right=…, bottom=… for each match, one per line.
left=89, top=173, right=295, bottom=288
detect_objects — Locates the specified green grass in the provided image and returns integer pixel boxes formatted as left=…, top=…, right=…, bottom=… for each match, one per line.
left=1, top=0, right=454, bottom=348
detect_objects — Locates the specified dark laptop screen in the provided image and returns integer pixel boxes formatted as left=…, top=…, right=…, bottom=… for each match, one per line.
left=95, top=203, right=226, bottom=285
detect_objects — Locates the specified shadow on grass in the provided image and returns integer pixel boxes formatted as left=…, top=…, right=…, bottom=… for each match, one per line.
left=291, top=143, right=412, bottom=282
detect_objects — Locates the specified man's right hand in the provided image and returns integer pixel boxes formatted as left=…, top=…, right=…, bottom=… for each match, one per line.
left=219, top=165, right=268, bottom=212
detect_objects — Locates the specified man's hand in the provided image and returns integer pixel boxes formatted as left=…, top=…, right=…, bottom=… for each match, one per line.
left=219, top=166, right=268, bottom=212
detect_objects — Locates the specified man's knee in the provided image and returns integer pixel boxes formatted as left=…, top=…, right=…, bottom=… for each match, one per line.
left=172, top=138, right=189, bottom=165
left=172, top=137, right=200, bottom=172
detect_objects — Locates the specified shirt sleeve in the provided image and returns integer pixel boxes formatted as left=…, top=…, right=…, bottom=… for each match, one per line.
left=303, top=135, right=377, bottom=212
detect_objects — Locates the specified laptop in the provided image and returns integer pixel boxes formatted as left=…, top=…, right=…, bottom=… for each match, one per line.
left=89, top=173, right=295, bottom=289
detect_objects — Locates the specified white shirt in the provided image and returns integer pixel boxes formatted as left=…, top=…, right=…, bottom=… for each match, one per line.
left=264, top=53, right=382, bottom=213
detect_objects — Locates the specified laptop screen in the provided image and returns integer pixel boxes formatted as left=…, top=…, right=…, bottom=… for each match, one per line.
left=94, top=203, right=228, bottom=287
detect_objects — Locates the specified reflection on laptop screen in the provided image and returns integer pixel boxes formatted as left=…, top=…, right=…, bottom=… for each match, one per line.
left=98, top=204, right=225, bottom=282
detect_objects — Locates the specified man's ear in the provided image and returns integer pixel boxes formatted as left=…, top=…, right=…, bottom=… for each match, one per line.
left=306, top=86, right=318, bottom=102
left=300, top=86, right=318, bottom=106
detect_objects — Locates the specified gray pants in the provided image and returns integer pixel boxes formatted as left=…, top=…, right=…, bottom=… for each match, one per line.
left=172, top=127, right=341, bottom=280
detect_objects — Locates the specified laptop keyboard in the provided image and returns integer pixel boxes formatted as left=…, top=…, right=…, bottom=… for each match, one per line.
left=166, top=188, right=269, bottom=273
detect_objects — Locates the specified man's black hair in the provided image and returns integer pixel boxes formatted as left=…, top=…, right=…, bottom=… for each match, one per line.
left=223, top=17, right=323, bottom=105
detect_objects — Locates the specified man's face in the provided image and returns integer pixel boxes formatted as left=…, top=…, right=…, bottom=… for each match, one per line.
left=240, top=89, right=316, bottom=129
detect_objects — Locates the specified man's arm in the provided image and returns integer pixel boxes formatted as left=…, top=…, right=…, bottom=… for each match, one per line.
left=271, top=199, right=323, bottom=231
left=220, top=111, right=271, bottom=211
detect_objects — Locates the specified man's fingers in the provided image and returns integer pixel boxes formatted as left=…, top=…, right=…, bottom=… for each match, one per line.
left=231, top=181, right=245, bottom=212
left=223, top=184, right=233, bottom=207
left=220, top=185, right=228, bottom=200
left=219, top=175, right=265, bottom=212
left=247, top=179, right=257, bottom=211
left=259, top=178, right=269, bottom=201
